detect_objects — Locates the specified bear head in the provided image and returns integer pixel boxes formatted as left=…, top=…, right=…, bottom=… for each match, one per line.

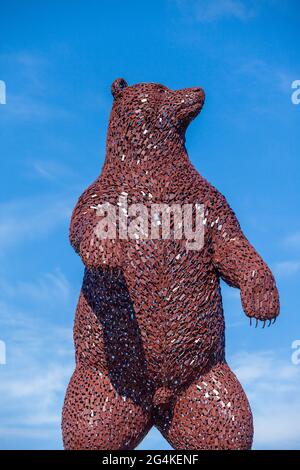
left=109, top=78, right=205, bottom=138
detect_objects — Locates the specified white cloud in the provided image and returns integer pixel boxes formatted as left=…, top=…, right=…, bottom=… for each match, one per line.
left=1, top=93, right=72, bottom=121
left=230, top=350, right=300, bottom=449
left=283, top=231, right=300, bottom=249
left=0, top=269, right=71, bottom=306
left=0, top=52, right=49, bottom=92
left=0, top=300, right=74, bottom=445
left=274, top=233, right=300, bottom=278
left=30, top=160, right=74, bottom=182
left=0, top=195, right=72, bottom=252
left=0, top=261, right=75, bottom=445
left=176, top=0, right=256, bottom=22
left=0, top=364, right=72, bottom=424
left=236, top=58, right=296, bottom=95
left=0, top=51, right=73, bottom=121
left=0, top=427, right=58, bottom=440
left=274, top=260, right=300, bottom=277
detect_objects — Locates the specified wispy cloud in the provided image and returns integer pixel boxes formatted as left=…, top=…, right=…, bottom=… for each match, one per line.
left=283, top=231, right=300, bottom=249
left=0, top=51, right=73, bottom=121
left=0, top=363, right=73, bottom=427
left=230, top=350, right=300, bottom=449
left=236, top=58, right=295, bottom=94
left=0, top=277, right=74, bottom=447
left=0, top=52, right=49, bottom=92
left=0, top=269, right=71, bottom=306
left=0, top=194, right=72, bottom=252
left=175, top=0, right=256, bottom=23
left=0, top=342, right=73, bottom=445
left=274, top=260, right=300, bottom=277
left=0, top=93, right=72, bottom=121
left=30, top=160, right=74, bottom=182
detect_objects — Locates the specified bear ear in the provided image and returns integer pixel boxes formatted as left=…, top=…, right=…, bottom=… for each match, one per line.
left=111, top=78, right=128, bottom=98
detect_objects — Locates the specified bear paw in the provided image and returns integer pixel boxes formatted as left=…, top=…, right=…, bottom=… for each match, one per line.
left=240, top=270, right=280, bottom=326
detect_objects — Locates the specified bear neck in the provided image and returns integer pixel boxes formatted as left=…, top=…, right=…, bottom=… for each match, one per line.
left=102, top=125, right=192, bottom=180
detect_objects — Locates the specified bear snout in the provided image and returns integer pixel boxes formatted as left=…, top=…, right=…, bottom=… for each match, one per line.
left=177, top=87, right=205, bottom=109
left=189, top=87, right=205, bottom=104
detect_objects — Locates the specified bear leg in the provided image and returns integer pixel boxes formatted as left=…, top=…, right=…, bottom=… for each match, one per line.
left=62, top=365, right=152, bottom=450
left=155, top=363, right=253, bottom=450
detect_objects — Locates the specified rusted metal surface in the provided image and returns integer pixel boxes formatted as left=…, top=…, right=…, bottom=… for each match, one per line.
left=62, top=79, right=279, bottom=450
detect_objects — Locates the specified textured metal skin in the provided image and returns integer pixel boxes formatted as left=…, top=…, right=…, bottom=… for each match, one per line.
left=62, top=79, right=280, bottom=450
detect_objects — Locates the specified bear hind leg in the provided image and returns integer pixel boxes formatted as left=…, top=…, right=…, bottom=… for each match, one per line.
left=156, top=363, right=253, bottom=450
left=62, top=366, right=152, bottom=450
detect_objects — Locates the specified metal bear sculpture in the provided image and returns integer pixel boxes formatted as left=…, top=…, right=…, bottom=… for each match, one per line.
left=62, top=78, right=280, bottom=450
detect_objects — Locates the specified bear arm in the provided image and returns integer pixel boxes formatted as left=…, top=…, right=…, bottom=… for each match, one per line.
left=69, top=179, right=123, bottom=269
left=210, top=191, right=279, bottom=321
left=69, top=177, right=102, bottom=254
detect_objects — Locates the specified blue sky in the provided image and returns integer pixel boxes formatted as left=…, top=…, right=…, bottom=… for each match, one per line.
left=0, top=0, right=300, bottom=450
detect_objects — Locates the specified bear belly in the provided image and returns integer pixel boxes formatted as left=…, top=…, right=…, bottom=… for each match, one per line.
left=74, top=241, right=225, bottom=392
left=121, top=239, right=225, bottom=387
left=132, top=283, right=225, bottom=388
